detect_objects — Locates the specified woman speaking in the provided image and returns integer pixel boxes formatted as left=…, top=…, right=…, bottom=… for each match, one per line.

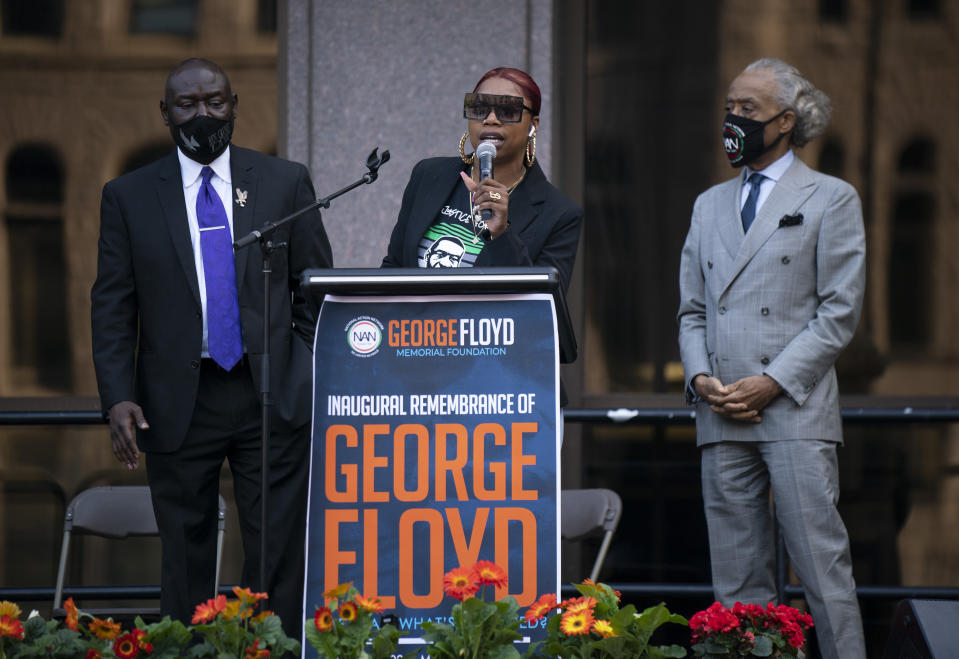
left=382, top=67, right=583, bottom=297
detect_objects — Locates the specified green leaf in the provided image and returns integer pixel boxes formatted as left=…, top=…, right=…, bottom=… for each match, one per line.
left=750, top=634, right=773, bottom=657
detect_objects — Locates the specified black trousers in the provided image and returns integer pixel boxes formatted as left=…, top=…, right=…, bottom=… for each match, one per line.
left=145, top=358, right=310, bottom=638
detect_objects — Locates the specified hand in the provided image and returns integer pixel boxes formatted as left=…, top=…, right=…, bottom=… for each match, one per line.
left=706, top=375, right=782, bottom=423
left=108, top=401, right=148, bottom=469
left=460, top=171, right=509, bottom=240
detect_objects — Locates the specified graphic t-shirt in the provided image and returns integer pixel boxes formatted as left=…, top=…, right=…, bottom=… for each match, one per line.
left=417, top=181, right=486, bottom=268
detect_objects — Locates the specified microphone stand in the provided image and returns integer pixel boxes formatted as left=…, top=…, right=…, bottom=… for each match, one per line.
left=232, top=148, right=390, bottom=596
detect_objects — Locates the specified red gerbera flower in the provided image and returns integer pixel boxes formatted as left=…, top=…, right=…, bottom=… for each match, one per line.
left=132, top=628, right=152, bottom=654
left=86, top=650, right=102, bottom=659
left=113, top=631, right=140, bottom=659
left=314, top=606, right=334, bottom=632
left=192, top=594, right=227, bottom=624
left=524, top=593, right=558, bottom=623
left=474, top=560, right=508, bottom=589
left=0, top=615, right=23, bottom=640
left=443, top=566, right=480, bottom=601
left=245, top=638, right=271, bottom=658
left=354, top=593, right=384, bottom=613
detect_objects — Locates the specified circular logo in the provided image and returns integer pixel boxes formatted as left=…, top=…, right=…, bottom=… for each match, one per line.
left=723, top=123, right=745, bottom=163
left=347, top=318, right=382, bottom=356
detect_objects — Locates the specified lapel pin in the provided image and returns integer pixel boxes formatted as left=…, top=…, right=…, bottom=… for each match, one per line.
left=779, top=213, right=803, bottom=227
left=235, top=188, right=248, bottom=207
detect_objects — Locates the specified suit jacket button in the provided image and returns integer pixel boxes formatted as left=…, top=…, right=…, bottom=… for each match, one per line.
left=191, top=360, right=200, bottom=369
left=760, top=356, right=770, bottom=365
left=761, top=307, right=769, bottom=315
left=707, top=260, right=713, bottom=269
left=781, top=256, right=790, bottom=264
left=718, top=306, right=726, bottom=315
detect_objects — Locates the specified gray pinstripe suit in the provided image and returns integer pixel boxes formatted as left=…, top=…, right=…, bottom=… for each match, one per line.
left=678, top=155, right=867, bottom=659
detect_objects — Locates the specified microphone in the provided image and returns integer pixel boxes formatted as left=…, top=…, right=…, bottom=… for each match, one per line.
left=476, top=141, right=496, bottom=224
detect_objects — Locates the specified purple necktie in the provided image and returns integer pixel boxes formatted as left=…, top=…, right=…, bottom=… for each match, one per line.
left=197, top=166, right=243, bottom=370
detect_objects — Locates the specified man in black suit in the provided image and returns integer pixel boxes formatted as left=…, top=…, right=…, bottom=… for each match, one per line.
left=91, top=58, right=332, bottom=635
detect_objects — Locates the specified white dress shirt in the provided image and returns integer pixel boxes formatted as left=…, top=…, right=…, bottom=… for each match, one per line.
left=741, top=149, right=795, bottom=216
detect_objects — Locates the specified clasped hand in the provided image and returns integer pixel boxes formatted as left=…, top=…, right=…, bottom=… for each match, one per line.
left=460, top=171, right=509, bottom=240
left=693, top=374, right=782, bottom=423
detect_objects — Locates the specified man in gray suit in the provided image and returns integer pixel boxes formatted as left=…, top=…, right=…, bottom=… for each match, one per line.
left=678, top=58, right=867, bottom=659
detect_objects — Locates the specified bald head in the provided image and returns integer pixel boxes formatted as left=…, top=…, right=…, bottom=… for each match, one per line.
left=160, top=58, right=237, bottom=164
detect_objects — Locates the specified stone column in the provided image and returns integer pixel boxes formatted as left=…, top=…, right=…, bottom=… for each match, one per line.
left=279, top=0, right=553, bottom=266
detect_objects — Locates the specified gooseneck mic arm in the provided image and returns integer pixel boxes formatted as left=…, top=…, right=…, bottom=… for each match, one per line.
left=230, top=147, right=388, bottom=596
left=233, top=147, right=390, bottom=249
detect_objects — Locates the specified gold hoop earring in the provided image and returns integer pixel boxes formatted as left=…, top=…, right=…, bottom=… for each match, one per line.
left=459, top=132, right=474, bottom=165
left=525, top=134, right=536, bottom=167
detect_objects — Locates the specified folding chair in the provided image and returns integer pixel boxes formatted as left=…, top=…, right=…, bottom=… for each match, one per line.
left=561, top=488, right=622, bottom=582
left=52, top=485, right=226, bottom=620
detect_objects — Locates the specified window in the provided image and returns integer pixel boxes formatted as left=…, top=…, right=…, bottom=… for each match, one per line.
left=4, top=145, right=70, bottom=391
left=819, top=0, right=848, bottom=22
left=819, top=139, right=846, bottom=178
left=907, top=0, right=940, bottom=19
left=1, top=0, right=63, bottom=37
left=121, top=142, right=173, bottom=175
left=129, top=0, right=197, bottom=36
left=258, top=0, right=278, bottom=33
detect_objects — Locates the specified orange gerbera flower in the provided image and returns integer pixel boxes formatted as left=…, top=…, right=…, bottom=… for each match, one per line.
left=252, top=609, right=274, bottom=623
left=562, top=596, right=597, bottom=614
left=192, top=594, right=227, bottom=624
left=89, top=617, right=122, bottom=640
left=592, top=618, right=616, bottom=638
left=443, top=566, right=479, bottom=601
left=560, top=608, right=595, bottom=636
left=233, top=586, right=269, bottom=605
left=323, top=582, right=352, bottom=600
left=113, top=631, right=140, bottom=659
left=0, top=601, right=21, bottom=619
left=63, top=597, right=79, bottom=631
left=354, top=593, right=384, bottom=613
left=474, top=560, right=508, bottom=588
left=338, top=600, right=358, bottom=622
left=0, top=615, right=23, bottom=640
left=314, top=606, right=334, bottom=632
left=245, top=638, right=271, bottom=658
left=524, top=593, right=558, bottom=623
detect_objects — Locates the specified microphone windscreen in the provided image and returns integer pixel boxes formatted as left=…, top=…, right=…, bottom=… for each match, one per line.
left=476, top=141, right=497, bottom=161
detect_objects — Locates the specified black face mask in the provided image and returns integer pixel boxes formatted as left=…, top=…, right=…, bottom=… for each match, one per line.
left=722, top=109, right=787, bottom=168
left=169, top=115, right=233, bottom=162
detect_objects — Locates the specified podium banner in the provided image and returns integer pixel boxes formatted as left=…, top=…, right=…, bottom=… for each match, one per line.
left=304, top=292, right=561, bottom=656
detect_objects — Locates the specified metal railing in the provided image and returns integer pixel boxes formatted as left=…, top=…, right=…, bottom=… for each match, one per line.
left=1, top=401, right=958, bottom=605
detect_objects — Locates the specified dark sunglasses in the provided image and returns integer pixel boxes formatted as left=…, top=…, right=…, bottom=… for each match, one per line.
left=463, top=93, right=534, bottom=123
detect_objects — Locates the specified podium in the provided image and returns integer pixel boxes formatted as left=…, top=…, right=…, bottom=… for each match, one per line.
left=300, top=267, right=572, bottom=656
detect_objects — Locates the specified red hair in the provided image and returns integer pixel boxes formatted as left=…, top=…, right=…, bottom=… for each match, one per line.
left=473, top=67, right=541, bottom=116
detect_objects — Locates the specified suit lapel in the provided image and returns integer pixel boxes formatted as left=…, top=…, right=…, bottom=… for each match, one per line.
left=721, top=158, right=818, bottom=297
left=406, top=161, right=463, bottom=265
left=230, top=147, right=257, bottom=287
left=156, top=152, right=202, bottom=307
left=717, top=176, right=745, bottom=261
left=507, top=162, right=546, bottom=236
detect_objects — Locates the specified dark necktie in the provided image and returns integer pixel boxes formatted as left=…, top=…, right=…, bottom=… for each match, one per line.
left=740, top=172, right=766, bottom=233
left=197, top=166, right=243, bottom=370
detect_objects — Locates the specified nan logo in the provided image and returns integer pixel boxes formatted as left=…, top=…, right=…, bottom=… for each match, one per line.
left=346, top=316, right=383, bottom=357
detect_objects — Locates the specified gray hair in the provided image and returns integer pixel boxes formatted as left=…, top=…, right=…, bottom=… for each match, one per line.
left=744, top=58, right=831, bottom=147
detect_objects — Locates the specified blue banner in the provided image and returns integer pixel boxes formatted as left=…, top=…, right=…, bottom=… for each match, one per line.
left=304, top=293, right=560, bottom=657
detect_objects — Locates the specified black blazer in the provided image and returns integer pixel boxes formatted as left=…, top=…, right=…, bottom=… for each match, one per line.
left=382, top=157, right=583, bottom=295
left=91, top=146, right=333, bottom=453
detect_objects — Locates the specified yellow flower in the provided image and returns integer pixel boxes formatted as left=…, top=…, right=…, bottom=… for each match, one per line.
left=338, top=601, right=358, bottom=622
left=0, top=602, right=21, bottom=619
left=592, top=618, right=616, bottom=638
left=223, top=599, right=243, bottom=620
left=323, top=582, right=352, bottom=600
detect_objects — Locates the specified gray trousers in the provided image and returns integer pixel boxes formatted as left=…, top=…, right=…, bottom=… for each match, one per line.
left=701, top=440, right=866, bottom=659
